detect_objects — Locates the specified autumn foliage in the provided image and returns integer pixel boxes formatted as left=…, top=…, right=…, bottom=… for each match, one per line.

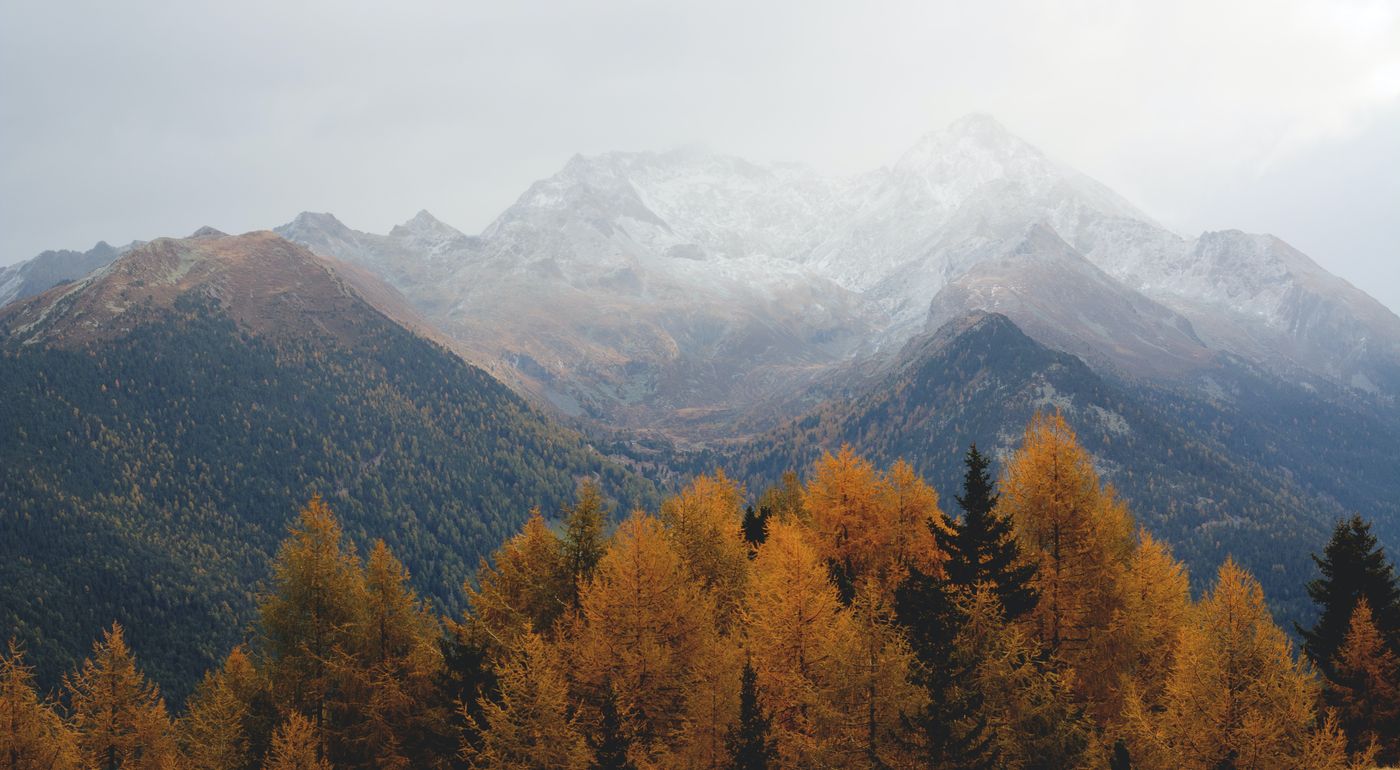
left=3, top=411, right=1390, bottom=769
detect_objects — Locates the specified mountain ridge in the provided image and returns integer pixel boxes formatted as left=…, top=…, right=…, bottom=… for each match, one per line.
left=10, top=115, right=1399, bottom=428
left=267, top=114, right=1400, bottom=438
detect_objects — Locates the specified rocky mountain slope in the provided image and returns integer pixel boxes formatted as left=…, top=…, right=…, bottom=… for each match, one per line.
left=0, top=230, right=655, bottom=698
left=920, top=224, right=1215, bottom=381
left=279, top=201, right=880, bottom=440
left=0, top=239, right=138, bottom=308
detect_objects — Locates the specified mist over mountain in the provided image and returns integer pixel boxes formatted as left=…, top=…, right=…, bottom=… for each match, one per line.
left=14, top=116, right=1395, bottom=428
left=268, top=115, right=1400, bottom=434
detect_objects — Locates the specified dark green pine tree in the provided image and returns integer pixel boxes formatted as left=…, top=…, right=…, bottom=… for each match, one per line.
left=945, top=444, right=1038, bottom=621
left=894, top=567, right=996, bottom=770
left=440, top=631, right=497, bottom=756
left=591, top=686, right=636, bottom=770
left=1109, top=739, right=1132, bottom=770
left=727, top=662, right=775, bottom=770
left=827, top=557, right=858, bottom=607
left=741, top=506, right=770, bottom=549
left=1299, top=515, right=1400, bottom=676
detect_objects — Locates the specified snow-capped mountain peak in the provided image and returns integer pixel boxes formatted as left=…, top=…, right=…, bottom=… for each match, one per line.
left=896, top=112, right=1035, bottom=173
left=269, top=113, right=1400, bottom=425
left=282, top=211, right=354, bottom=239
left=394, top=209, right=453, bottom=233
left=388, top=210, right=472, bottom=256
left=481, top=145, right=844, bottom=270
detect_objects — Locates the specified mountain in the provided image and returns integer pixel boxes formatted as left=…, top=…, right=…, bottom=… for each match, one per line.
left=274, top=211, right=473, bottom=314
left=17, top=113, right=1398, bottom=637
left=0, top=230, right=655, bottom=698
left=0, top=239, right=135, bottom=308
left=786, top=114, right=1400, bottom=397
left=1137, top=230, right=1400, bottom=393
left=841, top=115, right=1400, bottom=394
left=280, top=184, right=881, bottom=440
left=920, top=223, right=1214, bottom=381
left=797, top=114, right=1159, bottom=318
left=278, top=114, right=1400, bottom=445
left=719, top=312, right=1400, bottom=625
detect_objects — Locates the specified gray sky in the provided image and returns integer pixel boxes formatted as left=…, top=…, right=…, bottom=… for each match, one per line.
left=3, top=0, right=1398, bottom=311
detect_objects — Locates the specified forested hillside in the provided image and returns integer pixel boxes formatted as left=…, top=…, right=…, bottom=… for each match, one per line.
left=5, top=413, right=1398, bottom=770
left=720, top=312, right=1400, bottom=625
left=0, top=233, right=655, bottom=699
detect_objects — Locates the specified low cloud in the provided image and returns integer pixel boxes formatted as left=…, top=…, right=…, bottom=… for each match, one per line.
left=2, top=0, right=1395, bottom=308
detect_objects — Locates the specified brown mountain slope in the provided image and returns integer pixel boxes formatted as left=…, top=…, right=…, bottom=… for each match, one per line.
left=3, top=230, right=420, bottom=348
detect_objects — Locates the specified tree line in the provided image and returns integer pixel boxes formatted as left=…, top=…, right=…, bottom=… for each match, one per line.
left=3, top=411, right=1399, bottom=769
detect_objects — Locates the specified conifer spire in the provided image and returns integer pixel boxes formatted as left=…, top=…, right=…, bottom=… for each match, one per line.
left=946, top=443, right=1038, bottom=620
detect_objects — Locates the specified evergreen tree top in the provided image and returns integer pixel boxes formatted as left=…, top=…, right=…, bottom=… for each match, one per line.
left=1301, top=515, right=1400, bottom=674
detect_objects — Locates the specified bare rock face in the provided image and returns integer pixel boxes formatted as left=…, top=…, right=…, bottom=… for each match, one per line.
left=1137, top=230, right=1400, bottom=394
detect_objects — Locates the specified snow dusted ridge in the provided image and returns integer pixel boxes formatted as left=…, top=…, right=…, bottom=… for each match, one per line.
left=6, top=114, right=1393, bottom=435
left=269, top=114, right=1400, bottom=431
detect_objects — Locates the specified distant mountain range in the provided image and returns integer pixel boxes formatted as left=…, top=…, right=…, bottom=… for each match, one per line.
left=6, top=114, right=1400, bottom=661
left=11, top=116, right=1399, bottom=432
left=274, top=114, right=1400, bottom=431
left=0, top=240, right=138, bottom=308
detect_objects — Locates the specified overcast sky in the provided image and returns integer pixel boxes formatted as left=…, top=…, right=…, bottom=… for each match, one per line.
left=3, top=0, right=1398, bottom=310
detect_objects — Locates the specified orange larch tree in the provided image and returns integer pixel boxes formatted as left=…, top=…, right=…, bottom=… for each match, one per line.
left=1132, top=559, right=1354, bottom=770
left=257, top=495, right=368, bottom=746
left=1327, top=597, right=1400, bottom=762
left=570, top=511, right=716, bottom=767
left=178, top=654, right=251, bottom=770
left=334, top=540, right=451, bottom=769
left=464, top=631, right=589, bottom=770
left=0, top=639, right=82, bottom=770
left=265, top=712, right=331, bottom=770
left=676, top=631, right=744, bottom=770
left=804, top=449, right=949, bottom=602
left=742, top=518, right=856, bottom=769
left=462, top=508, right=569, bottom=655
left=997, top=411, right=1135, bottom=714
left=65, top=622, right=181, bottom=770
left=659, top=470, right=752, bottom=627
left=829, top=579, right=926, bottom=770
left=1108, top=530, right=1190, bottom=727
